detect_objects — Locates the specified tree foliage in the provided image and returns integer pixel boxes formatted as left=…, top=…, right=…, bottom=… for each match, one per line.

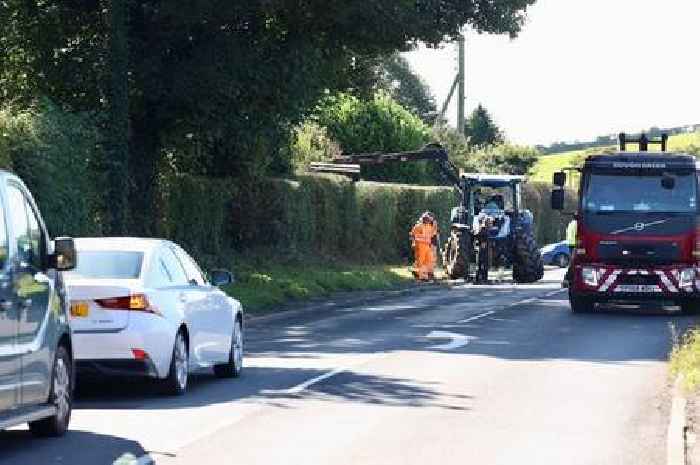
left=0, top=100, right=104, bottom=237
left=0, top=0, right=536, bottom=230
left=376, top=54, right=437, bottom=124
left=464, top=104, right=503, bottom=147
left=316, top=92, right=442, bottom=184
left=470, top=144, right=540, bottom=175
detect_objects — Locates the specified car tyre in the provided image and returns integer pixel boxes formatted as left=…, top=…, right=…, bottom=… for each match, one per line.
left=554, top=253, right=570, bottom=268
left=161, top=330, right=189, bottom=395
left=214, top=318, right=243, bottom=379
left=29, top=345, right=72, bottom=437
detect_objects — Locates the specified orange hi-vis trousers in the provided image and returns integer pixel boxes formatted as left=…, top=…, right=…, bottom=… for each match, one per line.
left=411, top=223, right=437, bottom=280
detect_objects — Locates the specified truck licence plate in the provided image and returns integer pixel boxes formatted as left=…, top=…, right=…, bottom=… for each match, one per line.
left=614, top=284, right=661, bottom=293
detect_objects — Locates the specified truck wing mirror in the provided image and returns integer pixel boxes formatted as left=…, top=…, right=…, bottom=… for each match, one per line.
left=551, top=189, right=565, bottom=211
left=553, top=171, right=567, bottom=187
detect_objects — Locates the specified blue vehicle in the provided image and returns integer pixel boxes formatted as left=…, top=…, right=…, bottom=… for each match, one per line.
left=540, top=241, right=570, bottom=268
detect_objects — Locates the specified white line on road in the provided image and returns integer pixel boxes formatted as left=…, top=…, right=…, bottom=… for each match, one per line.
left=509, top=297, right=536, bottom=306
left=457, top=310, right=495, bottom=324
left=425, top=331, right=475, bottom=350
left=262, top=353, right=386, bottom=396
left=545, top=289, right=567, bottom=297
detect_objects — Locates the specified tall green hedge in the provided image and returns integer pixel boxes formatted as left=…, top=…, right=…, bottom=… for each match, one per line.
left=0, top=101, right=571, bottom=266
left=156, top=172, right=571, bottom=266
left=0, top=100, right=103, bottom=237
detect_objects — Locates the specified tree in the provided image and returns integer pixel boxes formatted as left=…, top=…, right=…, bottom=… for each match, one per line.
left=315, top=92, right=438, bottom=184
left=464, top=104, right=503, bottom=147
left=0, top=0, right=537, bottom=231
left=470, top=144, right=540, bottom=175
left=377, top=54, right=437, bottom=124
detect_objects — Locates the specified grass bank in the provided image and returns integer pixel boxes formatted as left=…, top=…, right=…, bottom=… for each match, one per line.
left=670, top=328, right=700, bottom=391
left=220, top=258, right=414, bottom=312
left=529, top=131, right=700, bottom=184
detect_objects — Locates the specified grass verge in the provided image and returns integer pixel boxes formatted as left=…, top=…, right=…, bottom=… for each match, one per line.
left=221, top=259, right=414, bottom=313
left=529, top=131, right=700, bottom=184
left=670, top=328, right=700, bottom=391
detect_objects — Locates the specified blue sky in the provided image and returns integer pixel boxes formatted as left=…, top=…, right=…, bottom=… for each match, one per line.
left=402, top=0, right=700, bottom=146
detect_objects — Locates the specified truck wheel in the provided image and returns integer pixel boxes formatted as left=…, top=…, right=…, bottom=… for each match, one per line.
left=680, top=300, right=700, bottom=315
left=513, top=230, right=544, bottom=283
left=29, top=345, right=72, bottom=437
left=569, top=290, right=594, bottom=314
left=444, top=231, right=469, bottom=280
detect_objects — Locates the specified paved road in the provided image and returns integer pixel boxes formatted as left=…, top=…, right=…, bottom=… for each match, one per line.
left=0, top=268, right=693, bottom=465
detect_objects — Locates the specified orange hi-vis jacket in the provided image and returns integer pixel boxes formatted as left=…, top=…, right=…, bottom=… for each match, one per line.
left=411, top=222, right=438, bottom=279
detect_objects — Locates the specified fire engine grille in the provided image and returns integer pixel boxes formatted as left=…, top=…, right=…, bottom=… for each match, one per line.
left=597, top=242, right=681, bottom=265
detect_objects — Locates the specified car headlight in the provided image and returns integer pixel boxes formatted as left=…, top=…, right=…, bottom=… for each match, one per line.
left=679, top=268, right=696, bottom=288
left=581, top=267, right=599, bottom=286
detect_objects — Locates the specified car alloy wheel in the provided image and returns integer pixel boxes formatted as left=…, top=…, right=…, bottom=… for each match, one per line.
left=174, top=332, right=188, bottom=391
left=53, top=357, right=71, bottom=422
left=232, top=319, right=243, bottom=375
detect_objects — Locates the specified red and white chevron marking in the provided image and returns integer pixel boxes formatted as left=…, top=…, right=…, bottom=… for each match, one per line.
left=590, top=267, right=698, bottom=294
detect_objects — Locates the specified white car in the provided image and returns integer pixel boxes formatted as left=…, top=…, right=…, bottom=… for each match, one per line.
left=65, top=238, right=244, bottom=394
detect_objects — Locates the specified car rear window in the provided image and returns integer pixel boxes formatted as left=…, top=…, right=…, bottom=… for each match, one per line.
left=68, top=251, right=144, bottom=279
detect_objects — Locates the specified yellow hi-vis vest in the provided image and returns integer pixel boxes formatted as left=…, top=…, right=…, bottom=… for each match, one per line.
left=566, top=220, right=577, bottom=247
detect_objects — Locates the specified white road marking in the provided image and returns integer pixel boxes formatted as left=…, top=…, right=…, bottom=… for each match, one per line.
left=545, top=289, right=566, bottom=297
left=457, top=310, right=495, bottom=324
left=509, top=297, right=536, bottom=306
left=426, top=331, right=475, bottom=350
left=262, top=353, right=385, bottom=396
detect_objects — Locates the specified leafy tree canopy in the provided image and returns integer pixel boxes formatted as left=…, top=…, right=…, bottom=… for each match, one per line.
left=0, top=0, right=536, bottom=227
left=464, top=104, right=503, bottom=147
left=376, top=54, right=437, bottom=124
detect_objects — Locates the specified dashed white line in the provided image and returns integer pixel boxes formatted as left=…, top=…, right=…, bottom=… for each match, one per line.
left=458, top=310, right=495, bottom=324
left=545, top=289, right=567, bottom=298
left=263, top=353, right=385, bottom=396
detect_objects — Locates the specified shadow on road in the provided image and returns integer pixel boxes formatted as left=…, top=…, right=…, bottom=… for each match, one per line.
left=0, top=429, right=146, bottom=465
left=74, top=364, right=466, bottom=412
left=64, top=273, right=696, bottom=416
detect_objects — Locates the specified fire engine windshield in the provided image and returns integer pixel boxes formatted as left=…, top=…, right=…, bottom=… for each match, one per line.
left=583, top=173, right=697, bottom=213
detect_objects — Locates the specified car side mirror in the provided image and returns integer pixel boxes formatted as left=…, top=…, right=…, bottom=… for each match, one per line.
left=210, top=269, right=234, bottom=287
left=551, top=189, right=565, bottom=211
left=553, top=171, right=567, bottom=187
left=50, top=237, right=76, bottom=271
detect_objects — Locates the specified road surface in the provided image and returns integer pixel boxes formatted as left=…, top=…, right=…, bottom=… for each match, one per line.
left=0, top=268, right=691, bottom=465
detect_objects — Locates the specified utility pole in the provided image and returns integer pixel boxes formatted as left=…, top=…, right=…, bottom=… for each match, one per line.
left=457, top=33, right=465, bottom=135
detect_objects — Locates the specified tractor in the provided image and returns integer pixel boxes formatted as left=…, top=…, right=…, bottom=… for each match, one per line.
left=309, top=144, right=544, bottom=283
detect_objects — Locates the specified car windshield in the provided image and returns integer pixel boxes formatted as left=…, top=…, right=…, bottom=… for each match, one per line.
left=582, top=173, right=697, bottom=213
left=68, top=251, right=144, bottom=279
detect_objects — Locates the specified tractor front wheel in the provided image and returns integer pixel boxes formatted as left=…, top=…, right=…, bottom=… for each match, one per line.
left=443, top=230, right=470, bottom=280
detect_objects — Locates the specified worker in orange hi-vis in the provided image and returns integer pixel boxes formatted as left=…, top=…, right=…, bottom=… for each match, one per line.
left=410, top=212, right=439, bottom=281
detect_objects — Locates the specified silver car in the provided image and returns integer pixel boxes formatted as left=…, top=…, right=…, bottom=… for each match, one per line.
left=0, top=172, right=77, bottom=437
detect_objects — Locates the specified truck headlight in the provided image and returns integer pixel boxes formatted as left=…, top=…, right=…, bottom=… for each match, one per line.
left=581, top=267, right=599, bottom=287
left=679, top=268, right=696, bottom=288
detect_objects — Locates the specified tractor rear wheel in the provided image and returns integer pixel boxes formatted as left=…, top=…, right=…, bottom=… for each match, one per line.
left=443, top=230, right=470, bottom=280
left=513, top=229, right=544, bottom=283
